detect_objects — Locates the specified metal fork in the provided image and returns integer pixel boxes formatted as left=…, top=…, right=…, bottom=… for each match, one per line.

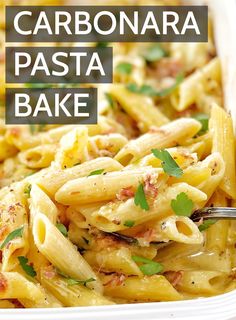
left=191, top=207, right=236, bottom=221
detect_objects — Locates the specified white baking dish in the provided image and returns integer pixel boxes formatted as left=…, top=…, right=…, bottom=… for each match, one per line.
left=1, top=0, right=236, bottom=319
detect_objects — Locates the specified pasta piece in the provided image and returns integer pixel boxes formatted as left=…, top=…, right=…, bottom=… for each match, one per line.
left=209, top=103, right=236, bottom=199
left=36, top=157, right=123, bottom=197
left=87, top=133, right=128, bottom=158
left=18, top=144, right=57, bottom=169
left=115, top=118, right=201, bottom=165
left=78, top=183, right=207, bottom=232
left=55, top=127, right=89, bottom=169
left=83, top=248, right=142, bottom=276
left=206, top=191, right=229, bottom=252
left=171, top=58, right=221, bottom=111
left=177, top=270, right=229, bottom=295
left=40, top=269, right=114, bottom=307
left=102, top=274, right=182, bottom=301
left=0, top=272, right=44, bottom=302
left=0, top=183, right=29, bottom=271
left=32, top=213, right=103, bottom=293
left=30, top=183, right=58, bottom=224
left=110, top=85, right=169, bottom=132
left=55, top=167, right=160, bottom=205
left=0, top=137, right=17, bottom=162
left=153, top=216, right=203, bottom=244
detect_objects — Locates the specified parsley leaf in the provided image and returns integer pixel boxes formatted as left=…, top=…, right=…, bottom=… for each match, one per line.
left=143, top=44, right=168, bottom=62
left=126, top=74, right=183, bottom=97
left=105, top=93, right=115, bottom=109
left=151, top=149, right=183, bottom=178
left=18, top=256, right=36, bottom=277
left=88, top=169, right=105, bottom=177
left=171, top=192, right=194, bottom=217
left=0, top=226, right=24, bottom=249
left=132, top=256, right=163, bottom=276
left=192, top=113, right=209, bottom=135
left=24, top=184, right=32, bottom=198
left=124, top=220, right=135, bottom=228
left=126, top=83, right=157, bottom=96
left=158, top=74, right=184, bottom=97
left=199, top=219, right=217, bottom=232
left=134, top=184, right=149, bottom=211
left=66, top=277, right=96, bottom=287
left=116, top=62, right=133, bottom=75
left=56, top=223, right=68, bottom=237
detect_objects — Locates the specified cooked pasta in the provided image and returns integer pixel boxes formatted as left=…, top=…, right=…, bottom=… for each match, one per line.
left=1, top=0, right=236, bottom=310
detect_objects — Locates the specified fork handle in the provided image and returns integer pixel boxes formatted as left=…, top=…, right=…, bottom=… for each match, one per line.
left=191, top=207, right=236, bottom=221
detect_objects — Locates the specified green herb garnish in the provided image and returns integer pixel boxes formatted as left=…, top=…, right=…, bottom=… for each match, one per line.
left=134, top=184, right=149, bottom=211
left=152, top=149, right=183, bottom=178
left=192, top=113, right=209, bottom=135
left=132, top=255, right=163, bottom=276
left=126, top=74, right=184, bottom=97
left=171, top=192, right=194, bottom=217
left=143, top=44, right=168, bottom=62
left=56, top=223, right=68, bottom=237
left=105, top=93, right=115, bottom=109
left=0, top=226, right=24, bottom=249
left=88, top=169, right=105, bottom=177
left=116, top=62, right=133, bottom=75
left=24, top=184, right=32, bottom=198
left=66, top=277, right=96, bottom=287
left=199, top=219, right=217, bottom=232
left=124, top=220, right=135, bottom=228
left=18, top=256, right=36, bottom=277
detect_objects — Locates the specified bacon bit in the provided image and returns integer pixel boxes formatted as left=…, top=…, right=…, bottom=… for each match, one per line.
left=148, top=58, right=183, bottom=79
left=111, top=219, right=121, bottom=225
left=0, top=225, right=8, bottom=241
left=0, top=251, right=2, bottom=264
left=0, top=273, right=7, bottom=292
left=135, top=228, right=157, bottom=244
left=116, top=186, right=135, bottom=201
left=104, top=274, right=126, bottom=287
left=43, top=265, right=56, bottom=279
left=144, top=174, right=158, bottom=198
left=164, top=271, right=183, bottom=287
left=176, top=105, right=197, bottom=118
left=10, top=299, right=25, bottom=308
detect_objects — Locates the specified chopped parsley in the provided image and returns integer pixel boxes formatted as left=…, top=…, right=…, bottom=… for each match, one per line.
left=56, top=223, right=68, bottom=237
left=192, top=113, right=209, bottom=135
left=66, top=277, right=96, bottom=287
left=143, top=44, right=168, bottom=62
left=0, top=226, right=24, bottom=249
left=132, top=255, right=163, bottom=276
left=24, top=184, right=32, bottom=198
left=18, top=256, right=37, bottom=277
left=152, top=149, right=183, bottom=178
left=116, top=62, right=133, bottom=75
left=134, top=183, right=149, bottom=211
left=124, top=220, right=135, bottom=228
left=105, top=92, right=115, bottom=109
left=126, top=74, right=184, bottom=98
left=199, top=219, right=217, bottom=232
left=171, top=192, right=194, bottom=217
left=88, top=169, right=105, bottom=177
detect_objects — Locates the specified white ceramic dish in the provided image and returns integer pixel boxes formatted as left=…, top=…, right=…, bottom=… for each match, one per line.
left=1, top=1, right=236, bottom=319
